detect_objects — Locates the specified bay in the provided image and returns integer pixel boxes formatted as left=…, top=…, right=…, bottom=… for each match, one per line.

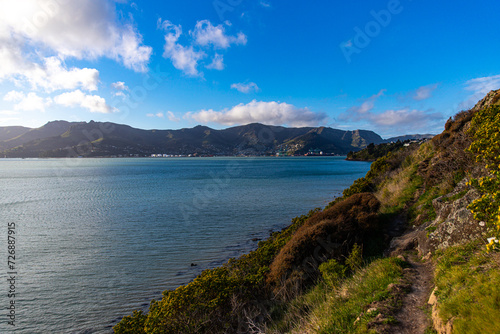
left=0, top=157, right=370, bottom=333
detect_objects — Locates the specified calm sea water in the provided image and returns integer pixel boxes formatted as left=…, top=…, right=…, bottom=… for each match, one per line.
left=0, top=157, right=370, bottom=333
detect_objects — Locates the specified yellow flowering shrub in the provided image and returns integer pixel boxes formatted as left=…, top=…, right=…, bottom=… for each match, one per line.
left=467, top=105, right=500, bottom=251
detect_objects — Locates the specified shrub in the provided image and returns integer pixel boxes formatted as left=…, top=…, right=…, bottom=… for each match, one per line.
left=319, top=259, right=347, bottom=287
left=345, top=243, right=363, bottom=272
left=467, top=105, right=500, bottom=249
left=267, top=193, right=381, bottom=298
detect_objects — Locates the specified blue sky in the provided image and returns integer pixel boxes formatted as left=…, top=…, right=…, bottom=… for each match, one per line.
left=0, top=0, right=499, bottom=138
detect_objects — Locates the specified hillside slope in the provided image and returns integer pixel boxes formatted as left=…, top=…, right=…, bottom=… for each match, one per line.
left=0, top=126, right=31, bottom=141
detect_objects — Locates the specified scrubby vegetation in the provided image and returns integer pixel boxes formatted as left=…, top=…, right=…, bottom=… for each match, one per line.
left=467, top=105, right=500, bottom=249
left=346, top=141, right=414, bottom=161
left=267, top=193, right=382, bottom=298
left=265, top=256, right=408, bottom=334
left=115, top=92, right=500, bottom=334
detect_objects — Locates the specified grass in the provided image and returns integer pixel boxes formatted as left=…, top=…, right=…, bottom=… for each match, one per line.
left=265, top=257, right=408, bottom=334
left=375, top=162, right=423, bottom=215
left=434, top=240, right=500, bottom=333
left=441, top=189, right=468, bottom=203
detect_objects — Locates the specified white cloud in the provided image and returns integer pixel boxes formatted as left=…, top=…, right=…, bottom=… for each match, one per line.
left=31, top=57, right=99, bottom=92
left=191, top=20, right=247, bottom=49
left=158, top=19, right=247, bottom=76
left=460, top=74, right=500, bottom=109
left=465, top=74, right=500, bottom=95
left=54, top=90, right=116, bottom=113
left=146, top=111, right=180, bottom=121
left=0, top=117, right=21, bottom=124
left=111, top=81, right=129, bottom=97
left=15, top=92, right=52, bottom=112
left=372, top=108, right=442, bottom=127
left=111, top=81, right=128, bottom=91
left=340, top=90, right=443, bottom=134
left=167, top=111, right=180, bottom=122
left=260, top=1, right=271, bottom=8
left=159, top=19, right=205, bottom=77
left=0, top=55, right=100, bottom=92
left=0, top=110, right=20, bottom=116
left=4, top=91, right=25, bottom=102
left=231, top=82, right=260, bottom=94
left=146, top=112, right=164, bottom=118
left=413, top=83, right=438, bottom=101
left=186, top=100, right=327, bottom=127
left=206, top=54, right=225, bottom=70
left=344, top=90, right=385, bottom=120
left=0, top=0, right=152, bottom=73
left=4, top=91, right=52, bottom=112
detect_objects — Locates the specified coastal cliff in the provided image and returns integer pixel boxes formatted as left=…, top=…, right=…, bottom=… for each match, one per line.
left=114, top=90, right=500, bottom=334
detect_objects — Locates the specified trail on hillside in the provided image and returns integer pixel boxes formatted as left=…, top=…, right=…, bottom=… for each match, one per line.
left=390, top=254, right=434, bottom=334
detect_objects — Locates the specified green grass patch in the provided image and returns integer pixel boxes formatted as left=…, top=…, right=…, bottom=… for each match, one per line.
left=442, top=190, right=468, bottom=203
left=434, top=241, right=500, bottom=333
left=267, top=257, right=407, bottom=334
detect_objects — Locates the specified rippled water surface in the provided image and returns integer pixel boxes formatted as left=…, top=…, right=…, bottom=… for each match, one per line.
left=0, top=157, right=371, bottom=333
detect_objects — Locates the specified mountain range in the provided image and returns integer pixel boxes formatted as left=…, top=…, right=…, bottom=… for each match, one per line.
left=0, top=121, right=433, bottom=158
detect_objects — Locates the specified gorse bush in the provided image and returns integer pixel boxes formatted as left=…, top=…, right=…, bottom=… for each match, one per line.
left=467, top=105, right=500, bottom=251
left=267, top=193, right=381, bottom=298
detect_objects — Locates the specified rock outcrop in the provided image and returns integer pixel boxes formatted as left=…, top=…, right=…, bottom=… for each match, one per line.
left=419, top=178, right=488, bottom=255
left=472, top=88, right=500, bottom=111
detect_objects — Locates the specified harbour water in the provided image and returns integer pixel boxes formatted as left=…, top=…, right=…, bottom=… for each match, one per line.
left=0, top=157, right=371, bottom=333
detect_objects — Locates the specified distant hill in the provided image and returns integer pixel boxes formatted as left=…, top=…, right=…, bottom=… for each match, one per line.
left=0, top=121, right=82, bottom=151
left=0, top=126, right=31, bottom=142
left=0, top=121, right=391, bottom=158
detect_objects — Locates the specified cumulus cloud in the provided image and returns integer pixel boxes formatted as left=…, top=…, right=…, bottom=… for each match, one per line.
left=0, top=0, right=152, bottom=73
left=4, top=91, right=52, bottom=112
left=111, top=81, right=128, bottom=91
left=34, top=57, right=99, bottom=92
left=191, top=20, right=247, bottom=49
left=206, top=54, right=225, bottom=70
left=158, top=18, right=247, bottom=76
left=231, top=82, right=260, bottom=94
left=159, top=19, right=205, bottom=77
left=54, top=90, right=116, bottom=113
left=4, top=91, right=25, bottom=102
left=14, top=93, right=52, bottom=112
left=111, top=81, right=129, bottom=97
left=186, top=100, right=328, bottom=127
left=413, top=83, right=438, bottom=101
